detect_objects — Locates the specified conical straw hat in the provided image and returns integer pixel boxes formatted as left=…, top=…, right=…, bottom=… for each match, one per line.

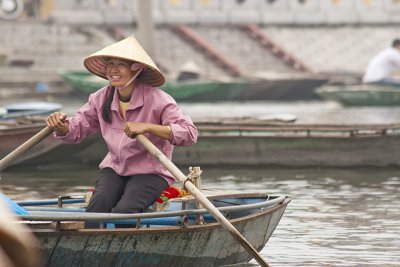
left=83, top=35, right=165, bottom=87
left=180, top=60, right=201, bottom=74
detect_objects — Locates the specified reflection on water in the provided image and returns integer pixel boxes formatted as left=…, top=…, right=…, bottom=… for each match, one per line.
left=1, top=165, right=399, bottom=266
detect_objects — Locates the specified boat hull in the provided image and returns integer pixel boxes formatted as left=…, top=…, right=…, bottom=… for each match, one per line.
left=316, top=84, right=400, bottom=106
left=161, top=79, right=250, bottom=102
left=174, top=134, right=400, bottom=167
left=16, top=123, right=400, bottom=167
left=59, top=70, right=107, bottom=94
left=0, top=122, right=61, bottom=166
left=28, top=196, right=290, bottom=267
left=238, top=77, right=326, bottom=101
left=59, top=70, right=326, bottom=101
left=1, top=102, right=62, bottom=120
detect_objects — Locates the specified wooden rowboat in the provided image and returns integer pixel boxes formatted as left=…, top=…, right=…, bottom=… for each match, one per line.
left=173, top=120, right=400, bottom=167
left=19, top=118, right=400, bottom=168
left=243, top=71, right=328, bottom=101
left=59, top=69, right=328, bottom=102
left=0, top=118, right=61, bottom=166
left=0, top=126, right=287, bottom=266
left=17, top=191, right=290, bottom=267
left=58, top=70, right=108, bottom=94
left=58, top=70, right=250, bottom=102
left=0, top=101, right=62, bottom=120
left=160, top=78, right=250, bottom=102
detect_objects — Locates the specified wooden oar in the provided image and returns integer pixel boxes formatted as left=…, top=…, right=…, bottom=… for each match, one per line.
left=136, top=134, right=269, bottom=267
left=0, top=126, right=53, bottom=172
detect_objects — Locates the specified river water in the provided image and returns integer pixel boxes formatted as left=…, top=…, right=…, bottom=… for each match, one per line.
left=1, top=98, right=400, bottom=266
left=1, top=165, right=399, bottom=267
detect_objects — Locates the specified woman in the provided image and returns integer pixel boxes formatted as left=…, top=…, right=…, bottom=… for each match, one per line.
left=46, top=36, right=198, bottom=227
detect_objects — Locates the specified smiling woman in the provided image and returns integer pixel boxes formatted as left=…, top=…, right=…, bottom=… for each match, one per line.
left=105, top=59, right=145, bottom=94
left=45, top=35, right=198, bottom=228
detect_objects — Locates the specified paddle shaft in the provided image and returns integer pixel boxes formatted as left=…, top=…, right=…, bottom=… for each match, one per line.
left=135, top=134, right=269, bottom=267
left=0, top=126, right=53, bottom=172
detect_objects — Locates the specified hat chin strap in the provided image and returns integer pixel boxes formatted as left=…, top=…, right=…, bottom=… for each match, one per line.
left=107, top=67, right=143, bottom=90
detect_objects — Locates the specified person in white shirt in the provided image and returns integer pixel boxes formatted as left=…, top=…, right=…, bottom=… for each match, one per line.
left=363, top=39, right=400, bottom=86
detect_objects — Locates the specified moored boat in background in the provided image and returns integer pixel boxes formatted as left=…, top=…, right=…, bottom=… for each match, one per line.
left=0, top=101, right=62, bottom=120
left=58, top=70, right=108, bottom=94
left=315, top=83, right=400, bottom=106
left=58, top=70, right=327, bottom=102
left=174, top=121, right=400, bottom=167
left=160, top=77, right=250, bottom=102
left=0, top=117, right=61, bottom=166
left=15, top=118, right=400, bottom=168
left=242, top=71, right=328, bottom=101
left=58, top=70, right=251, bottom=102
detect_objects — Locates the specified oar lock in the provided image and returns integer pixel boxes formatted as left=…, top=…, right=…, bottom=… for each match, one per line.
left=183, top=166, right=202, bottom=190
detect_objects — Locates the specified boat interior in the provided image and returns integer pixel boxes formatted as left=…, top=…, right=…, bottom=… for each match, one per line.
left=16, top=190, right=287, bottom=231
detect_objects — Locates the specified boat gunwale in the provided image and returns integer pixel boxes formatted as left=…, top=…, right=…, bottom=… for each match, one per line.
left=317, top=86, right=400, bottom=93
left=0, top=123, right=47, bottom=133
left=198, top=132, right=398, bottom=139
left=197, top=123, right=400, bottom=131
left=30, top=197, right=291, bottom=234
left=20, top=194, right=288, bottom=222
left=197, top=126, right=400, bottom=138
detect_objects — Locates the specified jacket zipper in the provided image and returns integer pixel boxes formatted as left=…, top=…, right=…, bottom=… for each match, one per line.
left=117, top=103, right=126, bottom=173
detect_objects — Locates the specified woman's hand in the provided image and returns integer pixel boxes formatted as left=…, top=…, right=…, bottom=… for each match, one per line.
left=46, top=112, right=69, bottom=136
left=124, top=122, right=150, bottom=138
left=124, top=122, right=172, bottom=140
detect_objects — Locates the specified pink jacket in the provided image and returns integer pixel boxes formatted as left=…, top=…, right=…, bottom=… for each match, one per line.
left=55, top=83, right=198, bottom=185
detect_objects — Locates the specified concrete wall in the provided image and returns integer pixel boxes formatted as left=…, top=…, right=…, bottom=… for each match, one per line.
left=49, top=0, right=400, bottom=25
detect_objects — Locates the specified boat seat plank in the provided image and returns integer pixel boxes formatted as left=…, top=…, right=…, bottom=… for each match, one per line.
left=26, top=221, right=84, bottom=230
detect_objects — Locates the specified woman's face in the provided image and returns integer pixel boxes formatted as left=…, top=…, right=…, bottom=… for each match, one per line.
left=105, top=58, right=138, bottom=88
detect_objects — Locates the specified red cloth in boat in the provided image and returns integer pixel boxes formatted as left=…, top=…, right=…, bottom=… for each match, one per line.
left=156, top=186, right=190, bottom=204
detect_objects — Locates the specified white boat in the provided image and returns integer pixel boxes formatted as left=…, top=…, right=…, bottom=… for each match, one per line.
left=0, top=101, right=62, bottom=120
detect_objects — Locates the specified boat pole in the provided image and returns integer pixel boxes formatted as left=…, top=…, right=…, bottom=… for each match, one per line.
left=136, top=134, right=270, bottom=267
left=0, top=126, right=53, bottom=172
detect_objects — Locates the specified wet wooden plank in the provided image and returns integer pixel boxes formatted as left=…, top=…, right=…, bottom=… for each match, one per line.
left=266, top=205, right=287, bottom=241
left=242, top=212, right=272, bottom=250
left=171, top=228, right=216, bottom=267
left=47, top=233, right=89, bottom=266
left=97, top=233, right=128, bottom=267
left=79, top=233, right=114, bottom=266
left=34, top=232, right=59, bottom=264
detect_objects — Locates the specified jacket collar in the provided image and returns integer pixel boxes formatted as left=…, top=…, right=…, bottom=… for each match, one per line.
left=110, top=83, right=145, bottom=111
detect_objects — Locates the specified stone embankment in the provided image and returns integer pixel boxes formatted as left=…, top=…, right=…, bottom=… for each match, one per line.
left=1, top=11, right=399, bottom=98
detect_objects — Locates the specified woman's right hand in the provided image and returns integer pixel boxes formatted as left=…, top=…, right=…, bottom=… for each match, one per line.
left=46, top=112, right=69, bottom=136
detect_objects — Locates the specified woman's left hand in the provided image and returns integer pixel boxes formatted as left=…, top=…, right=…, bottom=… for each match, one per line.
left=124, top=122, right=150, bottom=138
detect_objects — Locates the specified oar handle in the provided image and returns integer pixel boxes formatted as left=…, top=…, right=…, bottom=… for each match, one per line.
left=135, top=134, right=269, bottom=267
left=0, top=126, right=53, bottom=172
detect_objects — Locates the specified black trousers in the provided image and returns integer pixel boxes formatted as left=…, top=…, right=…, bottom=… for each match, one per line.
left=85, top=168, right=168, bottom=228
